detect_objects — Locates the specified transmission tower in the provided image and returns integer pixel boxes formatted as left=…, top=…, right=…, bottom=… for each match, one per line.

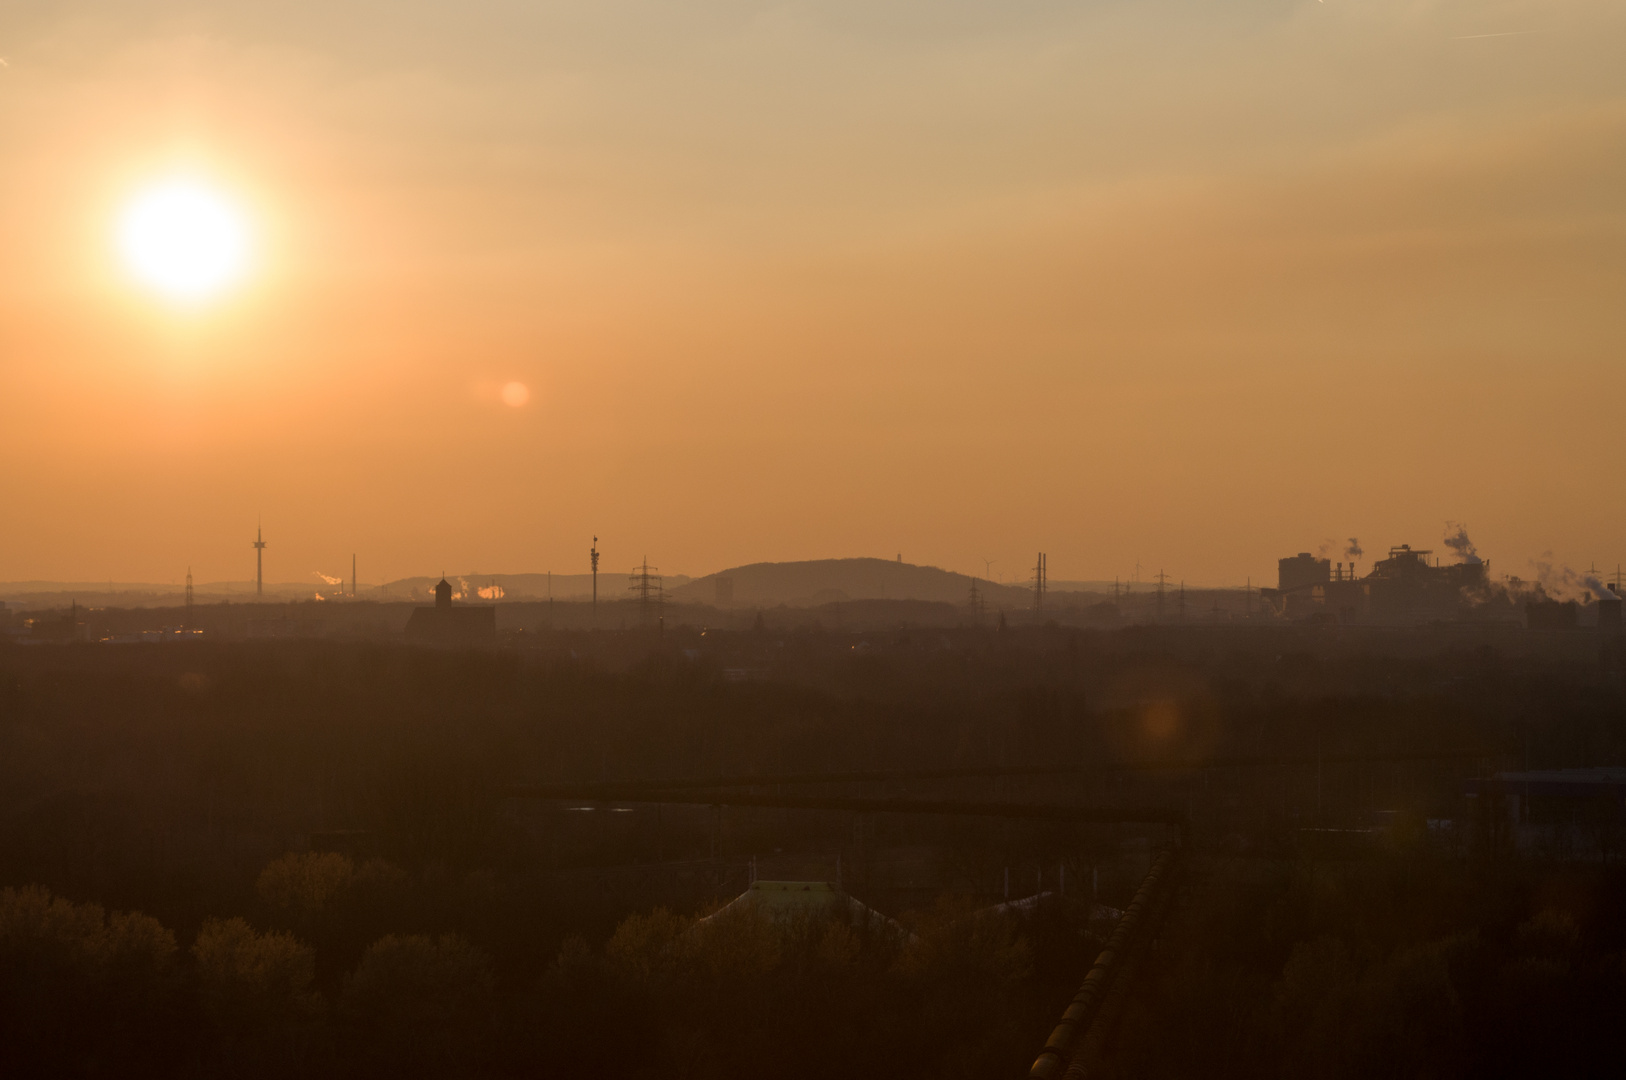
left=968, top=578, right=986, bottom=627
left=1155, top=569, right=1170, bottom=622
left=628, top=557, right=663, bottom=626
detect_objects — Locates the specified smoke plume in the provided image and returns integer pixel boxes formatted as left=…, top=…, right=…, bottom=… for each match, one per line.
left=1345, top=538, right=1363, bottom=560
left=1443, top=523, right=1481, bottom=564
left=1528, top=553, right=1613, bottom=601
left=314, top=571, right=344, bottom=586
left=477, top=584, right=505, bottom=600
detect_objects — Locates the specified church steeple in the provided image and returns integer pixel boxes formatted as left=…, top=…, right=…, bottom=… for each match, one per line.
left=435, top=575, right=452, bottom=609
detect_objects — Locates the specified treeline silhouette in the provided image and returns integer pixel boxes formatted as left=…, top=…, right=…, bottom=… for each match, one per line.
left=1, top=628, right=1623, bottom=1076
left=0, top=858, right=1101, bottom=1078
left=1117, top=846, right=1626, bottom=1078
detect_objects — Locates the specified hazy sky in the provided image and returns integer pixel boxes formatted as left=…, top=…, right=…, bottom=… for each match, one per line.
left=2, top=0, right=1623, bottom=587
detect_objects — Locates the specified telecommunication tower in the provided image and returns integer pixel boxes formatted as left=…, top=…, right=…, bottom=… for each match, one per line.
left=185, top=567, right=194, bottom=623
left=253, top=524, right=266, bottom=598
left=590, top=537, right=600, bottom=620
left=1032, top=552, right=1047, bottom=613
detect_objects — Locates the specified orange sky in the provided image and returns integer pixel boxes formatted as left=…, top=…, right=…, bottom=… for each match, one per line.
left=1, top=1, right=1623, bottom=588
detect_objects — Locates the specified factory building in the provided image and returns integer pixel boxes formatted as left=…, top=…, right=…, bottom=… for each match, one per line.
left=1263, top=545, right=1489, bottom=623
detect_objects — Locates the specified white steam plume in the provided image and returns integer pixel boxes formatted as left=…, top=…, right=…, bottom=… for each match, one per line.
left=1529, top=553, right=1613, bottom=600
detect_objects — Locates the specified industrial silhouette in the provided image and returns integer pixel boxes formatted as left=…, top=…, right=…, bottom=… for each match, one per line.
left=1264, top=543, right=1490, bottom=621
left=404, top=574, right=496, bottom=644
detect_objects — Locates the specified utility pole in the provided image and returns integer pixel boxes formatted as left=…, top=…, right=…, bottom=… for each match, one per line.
left=351, top=554, right=356, bottom=598
left=253, top=524, right=266, bottom=598
left=1033, top=552, right=1047, bottom=613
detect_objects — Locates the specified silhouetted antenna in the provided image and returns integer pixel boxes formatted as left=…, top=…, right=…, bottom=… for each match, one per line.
left=185, top=566, right=194, bottom=623
left=1155, top=569, right=1170, bottom=621
left=351, top=554, right=356, bottom=598
left=628, top=557, right=663, bottom=626
left=1033, top=552, right=1047, bottom=613
left=252, top=523, right=266, bottom=598
left=590, top=536, right=600, bottom=623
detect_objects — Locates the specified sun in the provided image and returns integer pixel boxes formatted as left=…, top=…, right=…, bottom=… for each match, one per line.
left=117, top=179, right=252, bottom=303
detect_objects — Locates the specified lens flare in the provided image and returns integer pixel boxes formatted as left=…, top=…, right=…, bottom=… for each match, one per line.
left=118, top=179, right=251, bottom=302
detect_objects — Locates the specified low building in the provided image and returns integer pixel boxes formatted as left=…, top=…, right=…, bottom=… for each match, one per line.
left=1526, top=599, right=1579, bottom=630
left=1466, top=769, right=1626, bottom=857
left=405, top=577, right=496, bottom=645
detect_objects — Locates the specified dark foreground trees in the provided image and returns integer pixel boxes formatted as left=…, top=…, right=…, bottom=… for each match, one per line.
left=0, top=862, right=1075, bottom=1079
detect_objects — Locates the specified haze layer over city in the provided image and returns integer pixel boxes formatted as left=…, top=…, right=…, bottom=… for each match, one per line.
left=3, top=3, right=1625, bottom=1079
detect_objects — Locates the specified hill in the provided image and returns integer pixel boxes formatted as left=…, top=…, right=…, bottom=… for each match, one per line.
left=667, top=557, right=1033, bottom=609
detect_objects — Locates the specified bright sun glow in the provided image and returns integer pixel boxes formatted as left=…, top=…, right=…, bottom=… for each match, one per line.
left=118, top=179, right=251, bottom=303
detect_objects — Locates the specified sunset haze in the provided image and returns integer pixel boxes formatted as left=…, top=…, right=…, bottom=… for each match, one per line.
left=2, top=0, right=1623, bottom=587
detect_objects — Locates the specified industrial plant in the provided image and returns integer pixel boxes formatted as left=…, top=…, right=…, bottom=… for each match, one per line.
left=1263, top=544, right=1492, bottom=623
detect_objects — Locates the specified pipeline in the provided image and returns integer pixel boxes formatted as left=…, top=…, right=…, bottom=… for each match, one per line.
left=1028, top=847, right=1182, bottom=1080
left=1060, top=851, right=1182, bottom=1080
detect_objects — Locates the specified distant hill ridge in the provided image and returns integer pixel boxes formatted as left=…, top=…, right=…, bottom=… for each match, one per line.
left=670, top=557, right=1034, bottom=608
